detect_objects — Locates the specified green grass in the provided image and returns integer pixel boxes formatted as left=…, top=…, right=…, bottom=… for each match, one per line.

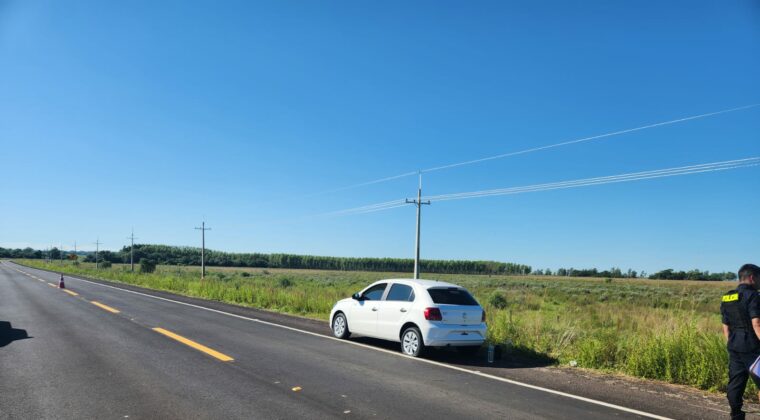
left=16, top=259, right=747, bottom=397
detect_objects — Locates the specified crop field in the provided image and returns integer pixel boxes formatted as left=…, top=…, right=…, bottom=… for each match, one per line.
left=15, top=259, right=747, bottom=397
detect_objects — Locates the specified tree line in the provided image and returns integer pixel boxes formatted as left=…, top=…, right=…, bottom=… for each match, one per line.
left=646, top=268, right=736, bottom=281
left=15, top=244, right=531, bottom=275
left=533, top=266, right=736, bottom=281
left=0, top=245, right=737, bottom=280
left=533, top=267, right=639, bottom=278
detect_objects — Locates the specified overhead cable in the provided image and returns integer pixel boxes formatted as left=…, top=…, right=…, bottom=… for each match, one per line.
left=324, top=157, right=759, bottom=217
left=308, top=103, right=759, bottom=197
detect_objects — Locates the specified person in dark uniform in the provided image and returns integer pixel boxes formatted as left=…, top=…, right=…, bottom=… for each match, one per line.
left=722, top=263, right=760, bottom=420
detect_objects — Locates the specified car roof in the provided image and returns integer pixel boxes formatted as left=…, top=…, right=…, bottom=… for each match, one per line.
left=376, top=278, right=463, bottom=289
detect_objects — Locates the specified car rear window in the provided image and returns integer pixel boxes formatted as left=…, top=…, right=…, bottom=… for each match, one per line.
left=427, top=288, right=478, bottom=305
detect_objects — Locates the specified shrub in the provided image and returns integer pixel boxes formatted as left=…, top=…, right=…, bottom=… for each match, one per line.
left=140, top=259, right=157, bottom=273
left=241, top=272, right=251, bottom=277
left=488, top=291, right=508, bottom=309
left=278, top=277, right=293, bottom=288
left=99, top=260, right=112, bottom=269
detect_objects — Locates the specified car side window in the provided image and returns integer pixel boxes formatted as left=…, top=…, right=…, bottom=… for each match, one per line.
left=386, top=284, right=415, bottom=302
left=362, top=283, right=387, bottom=301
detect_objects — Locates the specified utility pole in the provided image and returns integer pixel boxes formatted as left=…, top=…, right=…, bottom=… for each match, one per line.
left=194, top=221, right=211, bottom=279
left=94, top=238, right=102, bottom=270
left=405, top=173, right=430, bottom=280
left=60, top=242, right=63, bottom=264
left=127, top=228, right=138, bottom=272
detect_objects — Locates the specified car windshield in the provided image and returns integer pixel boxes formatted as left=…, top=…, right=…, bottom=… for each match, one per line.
left=427, top=287, right=478, bottom=305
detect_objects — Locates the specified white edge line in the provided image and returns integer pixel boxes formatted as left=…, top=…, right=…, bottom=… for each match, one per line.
left=12, top=264, right=670, bottom=420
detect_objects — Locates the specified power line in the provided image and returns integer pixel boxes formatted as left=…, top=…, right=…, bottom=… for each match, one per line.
left=319, top=199, right=408, bottom=217
left=303, top=103, right=759, bottom=198
left=424, top=158, right=760, bottom=202
left=420, top=104, right=759, bottom=174
left=323, top=157, right=759, bottom=217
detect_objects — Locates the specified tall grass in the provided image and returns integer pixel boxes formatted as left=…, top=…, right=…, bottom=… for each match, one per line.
left=17, top=259, right=746, bottom=396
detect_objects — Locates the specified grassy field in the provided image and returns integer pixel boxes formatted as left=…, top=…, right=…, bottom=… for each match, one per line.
left=14, top=259, right=746, bottom=397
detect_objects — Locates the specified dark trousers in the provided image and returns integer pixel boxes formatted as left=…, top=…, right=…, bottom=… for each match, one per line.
left=727, top=350, right=760, bottom=418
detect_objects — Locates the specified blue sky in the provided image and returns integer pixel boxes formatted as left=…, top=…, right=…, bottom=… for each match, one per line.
left=1, top=1, right=758, bottom=274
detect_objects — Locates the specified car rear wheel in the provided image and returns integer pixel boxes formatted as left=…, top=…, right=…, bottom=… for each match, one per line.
left=332, top=313, right=350, bottom=339
left=401, top=327, right=424, bottom=357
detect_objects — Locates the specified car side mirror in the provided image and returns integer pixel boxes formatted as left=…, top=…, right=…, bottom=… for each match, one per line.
left=352, top=292, right=362, bottom=301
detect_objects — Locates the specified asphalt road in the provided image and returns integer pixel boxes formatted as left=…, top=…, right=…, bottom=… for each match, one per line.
left=0, top=261, right=668, bottom=419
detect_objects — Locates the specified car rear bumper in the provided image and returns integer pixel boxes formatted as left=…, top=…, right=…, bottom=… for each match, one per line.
left=422, top=322, right=487, bottom=347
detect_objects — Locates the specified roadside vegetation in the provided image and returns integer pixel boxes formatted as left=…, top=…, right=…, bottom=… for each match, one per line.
left=15, top=259, right=747, bottom=398
left=2, top=244, right=736, bottom=280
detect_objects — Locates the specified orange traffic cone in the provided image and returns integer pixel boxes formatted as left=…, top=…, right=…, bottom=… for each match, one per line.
left=58, top=274, right=65, bottom=289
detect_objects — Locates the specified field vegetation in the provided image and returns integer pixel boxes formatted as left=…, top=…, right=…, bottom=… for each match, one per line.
left=15, top=259, right=748, bottom=398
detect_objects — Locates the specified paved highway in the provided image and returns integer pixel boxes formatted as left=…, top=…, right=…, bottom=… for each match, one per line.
left=0, top=261, right=670, bottom=419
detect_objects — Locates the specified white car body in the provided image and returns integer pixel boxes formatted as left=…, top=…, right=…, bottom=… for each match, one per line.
left=329, top=279, right=487, bottom=356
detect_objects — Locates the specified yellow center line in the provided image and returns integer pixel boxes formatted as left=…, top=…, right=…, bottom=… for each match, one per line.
left=91, top=301, right=120, bottom=313
left=63, top=289, right=79, bottom=296
left=152, top=327, right=234, bottom=362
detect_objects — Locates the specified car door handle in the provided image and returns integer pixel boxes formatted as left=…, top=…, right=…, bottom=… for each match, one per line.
left=371, top=307, right=378, bottom=311
left=400, top=308, right=407, bottom=313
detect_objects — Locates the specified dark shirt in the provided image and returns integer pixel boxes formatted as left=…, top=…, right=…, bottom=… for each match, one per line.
left=721, top=283, right=760, bottom=353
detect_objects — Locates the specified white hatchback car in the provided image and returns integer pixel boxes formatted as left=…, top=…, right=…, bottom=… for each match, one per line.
left=329, top=279, right=487, bottom=357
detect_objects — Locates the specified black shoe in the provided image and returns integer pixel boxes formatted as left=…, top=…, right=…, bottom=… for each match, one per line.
left=730, top=410, right=745, bottom=420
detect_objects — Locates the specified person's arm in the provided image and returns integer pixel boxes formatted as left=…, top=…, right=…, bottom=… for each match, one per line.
left=753, top=318, right=760, bottom=342
left=750, top=292, right=760, bottom=341
left=721, top=303, right=730, bottom=340
left=723, top=323, right=730, bottom=341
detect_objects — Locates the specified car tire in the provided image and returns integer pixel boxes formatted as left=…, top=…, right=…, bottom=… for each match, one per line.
left=456, top=346, right=481, bottom=357
left=401, top=327, right=425, bottom=357
left=332, top=313, right=351, bottom=339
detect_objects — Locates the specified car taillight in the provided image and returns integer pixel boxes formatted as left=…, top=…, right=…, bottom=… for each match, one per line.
left=481, top=310, right=486, bottom=323
left=424, top=307, right=442, bottom=321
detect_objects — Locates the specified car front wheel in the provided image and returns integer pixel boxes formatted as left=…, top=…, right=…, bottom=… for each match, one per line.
left=401, top=327, right=425, bottom=357
left=332, top=313, right=350, bottom=339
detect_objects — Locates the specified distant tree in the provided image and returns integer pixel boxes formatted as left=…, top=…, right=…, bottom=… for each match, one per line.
left=50, top=247, right=61, bottom=260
